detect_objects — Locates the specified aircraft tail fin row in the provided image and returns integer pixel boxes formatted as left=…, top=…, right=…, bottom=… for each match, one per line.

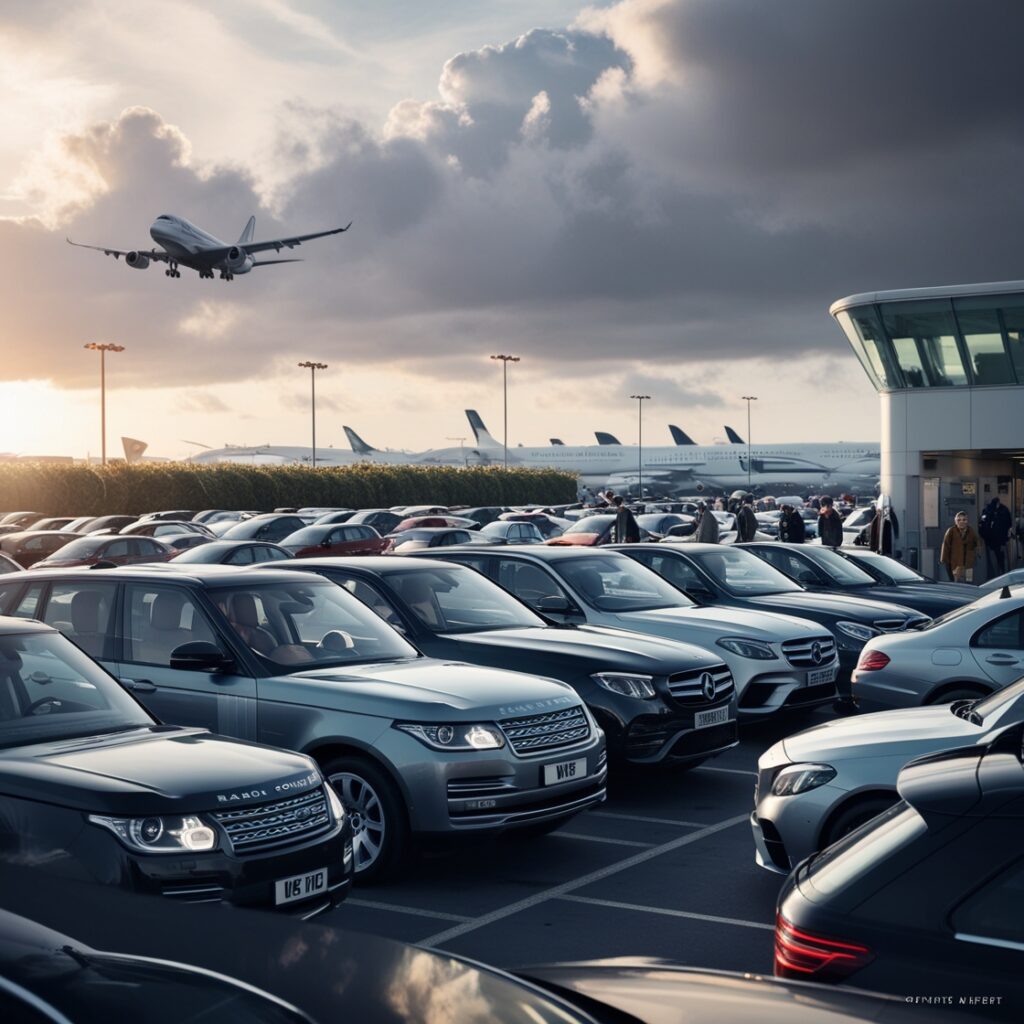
left=344, top=426, right=377, bottom=454
left=725, top=425, right=745, bottom=444
left=550, top=438, right=564, bottom=445
left=238, top=215, right=256, bottom=245
left=669, top=425, right=696, bottom=445
left=594, top=432, right=621, bottom=446
left=465, top=410, right=502, bottom=448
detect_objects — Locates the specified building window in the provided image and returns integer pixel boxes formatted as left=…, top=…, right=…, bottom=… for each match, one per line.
left=954, top=305, right=1016, bottom=386
left=835, top=308, right=894, bottom=389
left=880, top=303, right=966, bottom=387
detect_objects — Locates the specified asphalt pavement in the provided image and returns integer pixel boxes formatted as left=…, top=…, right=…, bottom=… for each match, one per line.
left=320, top=707, right=832, bottom=971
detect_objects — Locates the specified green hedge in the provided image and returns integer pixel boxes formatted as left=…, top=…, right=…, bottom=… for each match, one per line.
left=0, top=462, right=578, bottom=516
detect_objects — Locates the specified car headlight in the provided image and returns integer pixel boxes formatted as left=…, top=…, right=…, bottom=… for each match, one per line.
left=590, top=672, right=657, bottom=698
left=835, top=621, right=879, bottom=643
left=394, top=722, right=505, bottom=750
left=716, top=637, right=778, bottom=660
left=325, top=783, right=346, bottom=824
left=771, top=763, right=837, bottom=797
left=89, top=814, right=217, bottom=853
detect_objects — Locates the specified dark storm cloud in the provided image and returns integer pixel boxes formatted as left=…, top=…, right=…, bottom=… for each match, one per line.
left=6, top=1, right=1024, bottom=394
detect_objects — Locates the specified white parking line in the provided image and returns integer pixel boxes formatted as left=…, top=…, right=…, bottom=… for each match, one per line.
left=420, top=813, right=748, bottom=948
left=346, top=898, right=472, bottom=923
left=557, top=894, right=774, bottom=931
left=557, top=832, right=655, bottom=848
left=694, top=765, right=757, bottom=777
left=591, top=811, right=707, bottom=828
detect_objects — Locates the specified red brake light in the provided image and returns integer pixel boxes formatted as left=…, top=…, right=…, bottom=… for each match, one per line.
left=856, top=649, right=890, bottom=672
left=774, top=913, right=873, bottom=981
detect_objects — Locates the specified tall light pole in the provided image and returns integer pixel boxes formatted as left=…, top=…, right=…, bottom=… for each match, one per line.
left=490, top=354, right=519, bottom=469
left=298, top=361, right=328, bottom=468
left=630, top=394, right=650, bottom=500
left=83, top=342, right=125, bottom=466
left=742, top=395, right=758, bottom=492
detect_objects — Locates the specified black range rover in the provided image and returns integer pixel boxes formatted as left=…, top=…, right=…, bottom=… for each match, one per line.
left=0, top=617, right=351, bottom=916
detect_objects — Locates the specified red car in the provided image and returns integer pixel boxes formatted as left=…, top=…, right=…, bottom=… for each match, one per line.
left=281, top=524, right=387, bottom=558
left=32, top=534, right=174, bottom=569
left=0, top=531, right=77, bottom=568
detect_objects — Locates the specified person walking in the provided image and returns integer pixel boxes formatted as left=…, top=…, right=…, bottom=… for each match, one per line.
left=817, top=495, right=844, bottom=548
left=940, top=511, right=979, bottom=583
left=612, top=495, right=641, bottom=543
left=979, top=496, right=1012, bottom=578
left=778, top=504, right=806, bottom=544
left=735, top=494, right=758, bottom=543
left=695, top=502, right=719, bottom=543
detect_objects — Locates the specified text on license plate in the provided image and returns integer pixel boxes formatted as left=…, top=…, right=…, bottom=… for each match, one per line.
left=808, top=666, right=838, bottom=686
left=275, top=867, right=327, bottom=906
left=544, top=758, right=587, bottom=785
left=695, top=706, right=730, bottom=729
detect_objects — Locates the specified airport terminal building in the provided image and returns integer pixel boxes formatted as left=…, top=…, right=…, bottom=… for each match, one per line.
left=831, top=281, right=1024, bottom=581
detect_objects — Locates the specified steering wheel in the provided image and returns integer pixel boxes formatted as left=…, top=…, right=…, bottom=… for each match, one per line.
left=317, top=630, right=355, bottom=652
left=25, top=696, right=66, bottom=716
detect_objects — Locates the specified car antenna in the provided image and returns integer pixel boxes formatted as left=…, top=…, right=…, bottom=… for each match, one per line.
left=1001, top=585, right=1012, bottom=599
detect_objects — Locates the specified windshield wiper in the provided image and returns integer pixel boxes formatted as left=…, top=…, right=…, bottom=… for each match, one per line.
left=950, top=699, right=983, bottom=726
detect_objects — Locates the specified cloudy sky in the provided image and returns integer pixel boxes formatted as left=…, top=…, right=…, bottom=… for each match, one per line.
left=2, top=0, right=1022, bottom=459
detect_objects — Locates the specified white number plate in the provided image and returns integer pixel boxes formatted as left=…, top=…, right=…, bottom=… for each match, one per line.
left=274, top=867, right=327, bottom=906
left=808, top=666, right=838, bottom=686
left=695, top=706, right=730, bottom=729
left=544, top=758, right=587, bottom=785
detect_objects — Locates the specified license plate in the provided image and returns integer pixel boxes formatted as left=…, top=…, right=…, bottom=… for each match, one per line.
left=274, top=867, right=327, bottom=906
left=808, top=666, right=838, bottom=686
left=695, top=706, right=730, bottom=729
left=544, top=758, right=586, bottom=785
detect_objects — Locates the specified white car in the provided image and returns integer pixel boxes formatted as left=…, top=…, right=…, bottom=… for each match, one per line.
left=852, top=586, right=1024, bottom=712
left=751, top=678, right=1024, bottom=873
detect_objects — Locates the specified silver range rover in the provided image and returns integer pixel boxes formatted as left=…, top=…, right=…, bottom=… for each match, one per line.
left=0, top=565, right=607, bottom=881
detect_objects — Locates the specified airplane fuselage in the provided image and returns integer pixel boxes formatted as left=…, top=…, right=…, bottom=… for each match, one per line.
left=149, top=215, right=253, bottom=278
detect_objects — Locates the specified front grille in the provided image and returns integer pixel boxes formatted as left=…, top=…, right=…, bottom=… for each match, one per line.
left=781, top=636, right=837, bottom=668
left=211, top=788, right=331, bottom=854
left=499, top=705, right=591, bottom=755
left=667, top=665, right=734, bottom=705
left=447, top=777, right=515, bottom=799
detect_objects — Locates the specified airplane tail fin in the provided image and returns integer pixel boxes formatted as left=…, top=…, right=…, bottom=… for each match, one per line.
left=724, top=425, right=745, bottom=444
left=550, top=438, right=564, bottom=445
left=238, top=215, right=256, bottom=245
left=344, top=426, right=378, bottom=454
left=121, top=437, right=148, bottom=463
left=669, top=425, right=696, bottom=445
left=595, top=432, right=621, bottom=446
left=466, top=410, right=501, bottom=448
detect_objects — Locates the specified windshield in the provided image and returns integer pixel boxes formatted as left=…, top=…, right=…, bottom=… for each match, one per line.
left=387, top=568, right=544, bottom=633
left=281, top=526, right=327, bottom=546
left=803, top=547, right=877, bottom=586
left=0, top=632, right=152, bottom=749
left=40, top=536, right=105, bottom=559
left=692, top=548, right=802, bottom=596
left=853, top=553, right=926, bottom=583
left=553, top=555, right=691, bottom=612
left=564, top=516, right=612, bottom=535
left=214, top=582, right=418, bottom=669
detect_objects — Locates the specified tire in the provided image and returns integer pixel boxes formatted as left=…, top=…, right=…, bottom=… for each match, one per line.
left=926, top=685, right=987, bottom=705
left=323, top=755, right=408, bottom=883
left=821, top=795, right=898, bottom=849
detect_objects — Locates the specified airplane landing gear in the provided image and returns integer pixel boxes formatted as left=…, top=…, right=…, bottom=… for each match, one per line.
left=218, top=270, right=234, bottom=281
left=164, top=262, right=181, bottom=278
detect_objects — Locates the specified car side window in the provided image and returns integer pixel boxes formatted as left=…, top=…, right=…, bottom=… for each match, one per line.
left=951, top=856, right=1024, bottom=948
left=42, top=582, right=118, bottom=660
left=974, top=611, right=1024, bottom=650
left=104, top=539, right=131, bottom=559
left=227, top=546, right=255, bottom=565
left=0, top=581, right=39, bottom=617
left=123, top=584, right=222, bottom=666
left=263, top=547, right=290, bottom=562
left=759, top=548, right=817, bottom=582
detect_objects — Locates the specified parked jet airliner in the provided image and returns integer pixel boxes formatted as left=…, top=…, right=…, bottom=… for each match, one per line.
left=67, top=214, right=351, bottom=280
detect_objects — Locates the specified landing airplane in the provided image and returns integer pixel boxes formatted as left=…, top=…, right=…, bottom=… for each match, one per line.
left=67, top=214, right=351, bottom=280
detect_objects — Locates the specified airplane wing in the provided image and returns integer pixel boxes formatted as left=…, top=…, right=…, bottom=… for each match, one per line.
left=66, top=238, right=169, bottom=262
left=226, top=222, right=352, bottom=256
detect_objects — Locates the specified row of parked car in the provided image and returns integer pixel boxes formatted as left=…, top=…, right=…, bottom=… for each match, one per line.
left=1, top=500, right=1022, bottom=1016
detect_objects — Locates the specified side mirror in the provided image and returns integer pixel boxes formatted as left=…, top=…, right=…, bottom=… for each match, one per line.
left=685, top=586, right=714, bottom=603
left=535, top=595, right=570, bottom=612
left=170, top=641, right=233, bottom=672
left=796, top=570, right=818, bottom=585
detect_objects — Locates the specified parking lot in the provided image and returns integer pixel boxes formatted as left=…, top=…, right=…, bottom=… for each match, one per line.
left=322, top=708, right=830, bottom=972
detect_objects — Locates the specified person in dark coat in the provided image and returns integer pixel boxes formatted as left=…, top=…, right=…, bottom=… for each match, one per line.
left=778, top=504, right=806, bottom=544
left=735, top=495, right=758, bottom=543
left=612, top=496, right=641, bottom=543
left=980, top=497, right=1013, bottom=577
left=817, top=495, right=844, bottom=548
left=695, top=502, right=720, bottom=543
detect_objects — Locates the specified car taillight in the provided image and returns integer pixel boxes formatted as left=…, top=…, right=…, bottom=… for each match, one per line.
left=856, top=649, right=890, bottom=672
left=774, top=914, right=873, bottom=981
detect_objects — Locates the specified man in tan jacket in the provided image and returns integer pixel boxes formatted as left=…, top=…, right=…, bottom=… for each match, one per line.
left=940, top=512, right=979, bottom=582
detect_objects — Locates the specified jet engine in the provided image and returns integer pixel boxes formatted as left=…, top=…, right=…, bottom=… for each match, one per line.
left=225, top=246, right=253, bottom=273
left=125, top=251, right=150, bottom=269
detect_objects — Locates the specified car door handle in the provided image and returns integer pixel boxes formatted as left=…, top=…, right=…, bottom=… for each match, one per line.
left=120, top=677, right=157, bottom=693
left=985, top=655, right=1018, bottom=666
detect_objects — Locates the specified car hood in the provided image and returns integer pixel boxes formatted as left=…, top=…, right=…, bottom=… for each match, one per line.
left=283, top=658, right=581, bottom=720
left=782, top=705, right=981, bottom=763
left=0, top=727, right=321, bottom=814
left=609, top=605, right=823, bottom=641
left=852, top=584, right=968, bottom=613
left=444, top=625, right=721, bottom=672
left=746, top=590, right=920, bottom=622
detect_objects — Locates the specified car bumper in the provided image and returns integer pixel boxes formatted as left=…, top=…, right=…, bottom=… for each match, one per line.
left=850, top=671, right=928, bottom=713
left=752, top=783, right=848, bottom=873
left=736, top=659, right=840, bottom=716
left=622, top=697, right=738, bottom=764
